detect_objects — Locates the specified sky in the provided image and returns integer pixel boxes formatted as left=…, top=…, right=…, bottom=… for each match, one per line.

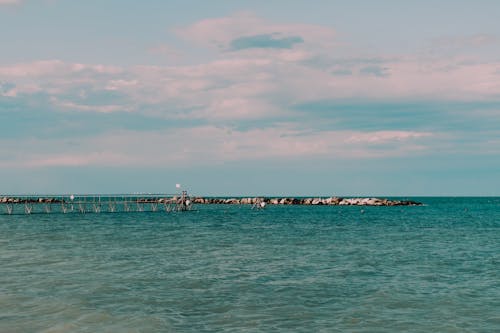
left=1, top=0, right=500, bottom=196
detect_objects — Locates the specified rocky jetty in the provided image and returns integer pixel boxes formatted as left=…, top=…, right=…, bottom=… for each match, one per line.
left=1, top=196, right=422, bottom=206
left=191, top=197, right=422, bottom=206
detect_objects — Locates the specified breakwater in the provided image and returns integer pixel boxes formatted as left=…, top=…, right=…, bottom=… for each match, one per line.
left=191, top=197, right=422, bottom=206
left=1, top=195, right=422, bottom=206
left=0, top=194, right=422, bottom=215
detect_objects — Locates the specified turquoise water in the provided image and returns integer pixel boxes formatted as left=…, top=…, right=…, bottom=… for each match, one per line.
left=1, top=198, right=499, bottom=332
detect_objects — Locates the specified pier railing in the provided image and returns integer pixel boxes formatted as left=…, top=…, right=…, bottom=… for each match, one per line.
left=0, top=192, right=193, bottom=215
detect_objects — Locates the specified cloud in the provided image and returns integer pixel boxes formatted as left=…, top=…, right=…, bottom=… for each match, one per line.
left=176, top=12, right=335, bottom=52
left=3, top=51, right=500, bottom=126
left=229, top=34, right=304, bottom=51
left=147, top=43, right=184, bottom=61
left=3, top=54, right=500, bottom=136
left=346, top=131, right=432, bottom=144
left=0, top=125, right=436, bottom=169
left=0, top=0, right=21, bottom=5
left=429, top=34, right=500, bottom=52
left=50, top=97, right=130, bottom=113
left=0, top=81, right=16, bottom=96
left=331, top=69, right=352, bottom=76
left=359, top=65, right=390, bottom=77
left=0, top=60, right=122, bottom=77
left=2, top=13, right=500, bottom=171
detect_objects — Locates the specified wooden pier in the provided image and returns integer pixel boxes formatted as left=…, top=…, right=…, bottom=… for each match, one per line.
left=0, top=191, right=193, bottom=215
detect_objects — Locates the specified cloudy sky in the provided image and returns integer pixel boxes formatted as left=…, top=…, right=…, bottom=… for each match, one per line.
left=1, top=0, right=500, bottom=196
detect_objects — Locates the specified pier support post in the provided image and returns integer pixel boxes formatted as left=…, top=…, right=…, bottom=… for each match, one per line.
left=124, top=198, right=130, bottom=212
left=136, top=197, right=144, bottom=212
left=93, top=197, right=101, bottom=213
left=24, top=202, right=33, bottom=215
left=78, top=197, right=86, bottom=214
left=108, top=200, right=116, bottom=213
left=61, top=202, right=68, bottom=214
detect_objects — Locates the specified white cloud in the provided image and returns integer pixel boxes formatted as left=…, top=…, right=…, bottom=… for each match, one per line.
left=105, top=79, right=138, bottom=91
left=346, top=131, right=433, bottom=144
left=50, top=97, right=131, bottom=113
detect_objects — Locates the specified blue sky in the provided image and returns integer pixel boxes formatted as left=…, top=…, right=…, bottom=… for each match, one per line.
left=1, top=0, right=500, bottom=196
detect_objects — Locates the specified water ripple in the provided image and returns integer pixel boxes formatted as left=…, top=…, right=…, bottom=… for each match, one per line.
left=0, top=198, right=499, bottom=332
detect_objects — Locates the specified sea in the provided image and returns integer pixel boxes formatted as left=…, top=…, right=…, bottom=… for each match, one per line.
left=0, top=197, right=499, bottom=332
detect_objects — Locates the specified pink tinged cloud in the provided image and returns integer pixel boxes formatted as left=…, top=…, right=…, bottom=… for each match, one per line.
left=0, top=60, right=121, bottom=77
left=2, top=14, right=500, bottom=124
left=176, top=12, right=336, bottom=51
left=0, top=127, right=435, bottom=169
left=3, top=53, right=500, bottom=121
left=0, top=0, right=21, bottom=5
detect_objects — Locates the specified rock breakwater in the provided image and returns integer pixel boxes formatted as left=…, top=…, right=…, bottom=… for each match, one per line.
left=191, top=197, right=422, bottom=206
left=1, top=196, right=422, bottom=206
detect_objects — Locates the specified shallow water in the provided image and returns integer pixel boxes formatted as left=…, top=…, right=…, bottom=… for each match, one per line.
left=1, top=198, right=499, bottom=332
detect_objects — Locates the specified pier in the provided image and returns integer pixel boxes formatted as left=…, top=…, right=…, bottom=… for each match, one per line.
left=0, top=191, right=193, bottom=215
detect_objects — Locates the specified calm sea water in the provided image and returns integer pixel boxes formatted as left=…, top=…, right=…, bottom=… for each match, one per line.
left=1, top=197, right=499, bottom=332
